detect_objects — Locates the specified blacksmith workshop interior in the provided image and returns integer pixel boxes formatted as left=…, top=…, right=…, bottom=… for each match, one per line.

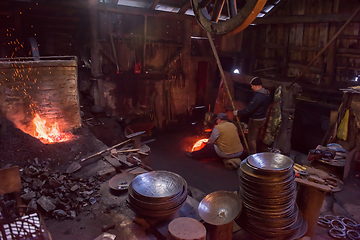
left=1, top=0, right=360, bottom=239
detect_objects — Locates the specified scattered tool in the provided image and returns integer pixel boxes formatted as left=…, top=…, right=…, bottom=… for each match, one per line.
left=66, top=139, right=132, bottom=173
left=111, top=149, right=140, bottom=156
left=111, top=154, right=133, bottom=167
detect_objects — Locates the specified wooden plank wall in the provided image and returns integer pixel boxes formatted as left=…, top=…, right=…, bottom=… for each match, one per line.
left=250, top=0, right=360, bottom=85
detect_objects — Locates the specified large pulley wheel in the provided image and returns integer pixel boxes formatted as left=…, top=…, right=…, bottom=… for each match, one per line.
left=191, top=0, right=267, bottom=35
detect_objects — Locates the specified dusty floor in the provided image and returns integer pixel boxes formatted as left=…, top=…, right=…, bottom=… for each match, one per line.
left=1, top=116, right=360, bottom=239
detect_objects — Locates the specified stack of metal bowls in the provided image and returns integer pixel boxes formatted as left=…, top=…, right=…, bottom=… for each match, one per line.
left=237, top=152, right=305, bottom=239
left=127, top=170, right=188, bottom=218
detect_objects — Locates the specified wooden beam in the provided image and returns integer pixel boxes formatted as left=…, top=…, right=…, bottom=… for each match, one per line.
left=27, top=14, right=80, bottom=23
left=338, top=34, right=360, bottom=40
left=264, top=42, right=322, bottom=52
left=337, top=48, right=360, bottom=55
left=336, top=53, right=360, bottom=58
left=94, top=3, right=195, bottom=22
left=254, top=13, right=360, bottom=25
left=178, top=1, right=191, bottom=14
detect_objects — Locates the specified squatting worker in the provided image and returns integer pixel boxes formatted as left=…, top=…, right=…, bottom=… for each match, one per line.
left=187, top=113, right=243, bottom=160
left=233, top=77, right=270, bottom=155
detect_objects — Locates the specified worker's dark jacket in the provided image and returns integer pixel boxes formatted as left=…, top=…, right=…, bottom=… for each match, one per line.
left=237, top=88, right=270, bottom=119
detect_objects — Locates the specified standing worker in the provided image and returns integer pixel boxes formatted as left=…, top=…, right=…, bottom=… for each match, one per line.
left=233, top=77, right=270, bottom=155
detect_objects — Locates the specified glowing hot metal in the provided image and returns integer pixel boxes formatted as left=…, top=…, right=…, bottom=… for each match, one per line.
left=191, top=139, right=208, bottom=152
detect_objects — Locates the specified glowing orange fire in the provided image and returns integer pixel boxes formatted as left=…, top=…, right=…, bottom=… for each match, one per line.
left=32, top=114, right=73, bottom=144
left=191, top=138, right=208, bottom=152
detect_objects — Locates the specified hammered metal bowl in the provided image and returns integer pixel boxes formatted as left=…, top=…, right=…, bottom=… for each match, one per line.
left=246, top=152, right=294, bottom=173
left=198, top=191, right=242, bottom=225
left=237, top=153, right=302, bottom=239
left=109, top=172, right=136, bottom=191
left=127, top=170, right=188, bottom=218
left=131, top=171, right=185, bottom=201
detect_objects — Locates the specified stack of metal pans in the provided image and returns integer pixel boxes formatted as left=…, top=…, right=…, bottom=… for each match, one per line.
left=237, top=152, right=306, bottom=239
left=127, top=170, right=188, bottom=218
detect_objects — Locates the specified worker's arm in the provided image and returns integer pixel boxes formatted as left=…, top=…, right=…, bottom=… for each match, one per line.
left=207, top=127, right=219, bottom=144
left=235, top=94, right=261, bottom=116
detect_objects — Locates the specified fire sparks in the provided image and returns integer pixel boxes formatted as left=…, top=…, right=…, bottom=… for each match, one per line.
left=191, top=139, right=208, bottom=152
left=32, top=114, right=73, bottom=144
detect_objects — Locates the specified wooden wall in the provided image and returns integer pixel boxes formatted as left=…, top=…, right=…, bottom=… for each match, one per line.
left=244, top=0, right=360, bottom=89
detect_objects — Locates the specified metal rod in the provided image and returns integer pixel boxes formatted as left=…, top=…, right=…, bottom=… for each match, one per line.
left=206, top=31, right=249, bottom=153
left=287, top=5, right=360, bottom=90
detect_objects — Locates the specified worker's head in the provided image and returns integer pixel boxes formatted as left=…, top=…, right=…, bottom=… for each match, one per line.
left=250, top=77, right=262, bottom=91
left=216, top=113, right=228, bottom=124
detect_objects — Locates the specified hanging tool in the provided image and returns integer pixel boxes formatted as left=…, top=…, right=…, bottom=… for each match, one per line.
left=206, top=32, right=249, bottom=153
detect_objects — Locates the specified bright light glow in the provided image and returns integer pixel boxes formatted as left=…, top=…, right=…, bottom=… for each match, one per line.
left=32, top=114, right=73, bottom=144
left=184, top=9, right=195, bottom=16
left=233, top=68, right=240, bottom=74
left=155, top=5, right=180, bottom=13
left=191, top=139, right=208, bottom=152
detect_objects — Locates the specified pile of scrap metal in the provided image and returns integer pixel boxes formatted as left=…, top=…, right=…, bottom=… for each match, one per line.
left=307, top=144, right=348, bottom=166
left=293, top=163, right=343, bottom=192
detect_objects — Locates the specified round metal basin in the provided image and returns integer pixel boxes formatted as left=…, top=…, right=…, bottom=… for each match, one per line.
left=131, top=171, right=185, bottom=200
left=246, top=152, right=294, bottom=172
left=198, top=191, right=242, bottom=225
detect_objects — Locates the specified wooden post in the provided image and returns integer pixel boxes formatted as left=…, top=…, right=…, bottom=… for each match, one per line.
left=89, top=0, right=101, bottom=77
left=207, top=221, right=233, bottom=240
left=326, top=0, right=340, bottom=85
left=282, top=25, right=290, bottom=79
left=295, top=178, right=331, bottom=238
left=206, top=32, right=249, bottom=153
left=143, top=15, right=147, bottom=72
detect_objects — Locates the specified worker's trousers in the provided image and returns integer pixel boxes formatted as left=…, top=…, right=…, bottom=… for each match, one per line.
left=191, top=143, right=218, bottom=160
left=247, top=118, right=266, bottom=155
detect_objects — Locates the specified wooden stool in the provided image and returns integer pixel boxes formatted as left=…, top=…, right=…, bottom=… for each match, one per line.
left=167, top=217, right=206, bottom=240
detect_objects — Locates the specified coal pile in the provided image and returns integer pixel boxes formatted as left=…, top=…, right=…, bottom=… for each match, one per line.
left=1, top=162, right=106, bottom=221
left=0, top=116, right=105, bottom=172
left=0, top=116, right=109, bottom=220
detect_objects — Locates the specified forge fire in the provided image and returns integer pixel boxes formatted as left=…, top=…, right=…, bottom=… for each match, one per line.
left=32, top=114, right=73, bottom=144
left=17, top=113, right=74, bottom=144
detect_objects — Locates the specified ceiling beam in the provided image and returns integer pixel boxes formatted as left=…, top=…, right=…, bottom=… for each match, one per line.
left=95, top=3, right=195, bottom=22
left=178, top=1, right=191, bottom=14
left=254, top=13, right=360, bottom=25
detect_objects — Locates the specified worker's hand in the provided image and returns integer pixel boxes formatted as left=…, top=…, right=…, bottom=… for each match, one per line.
left=233, top=110, right=238, bottom=116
